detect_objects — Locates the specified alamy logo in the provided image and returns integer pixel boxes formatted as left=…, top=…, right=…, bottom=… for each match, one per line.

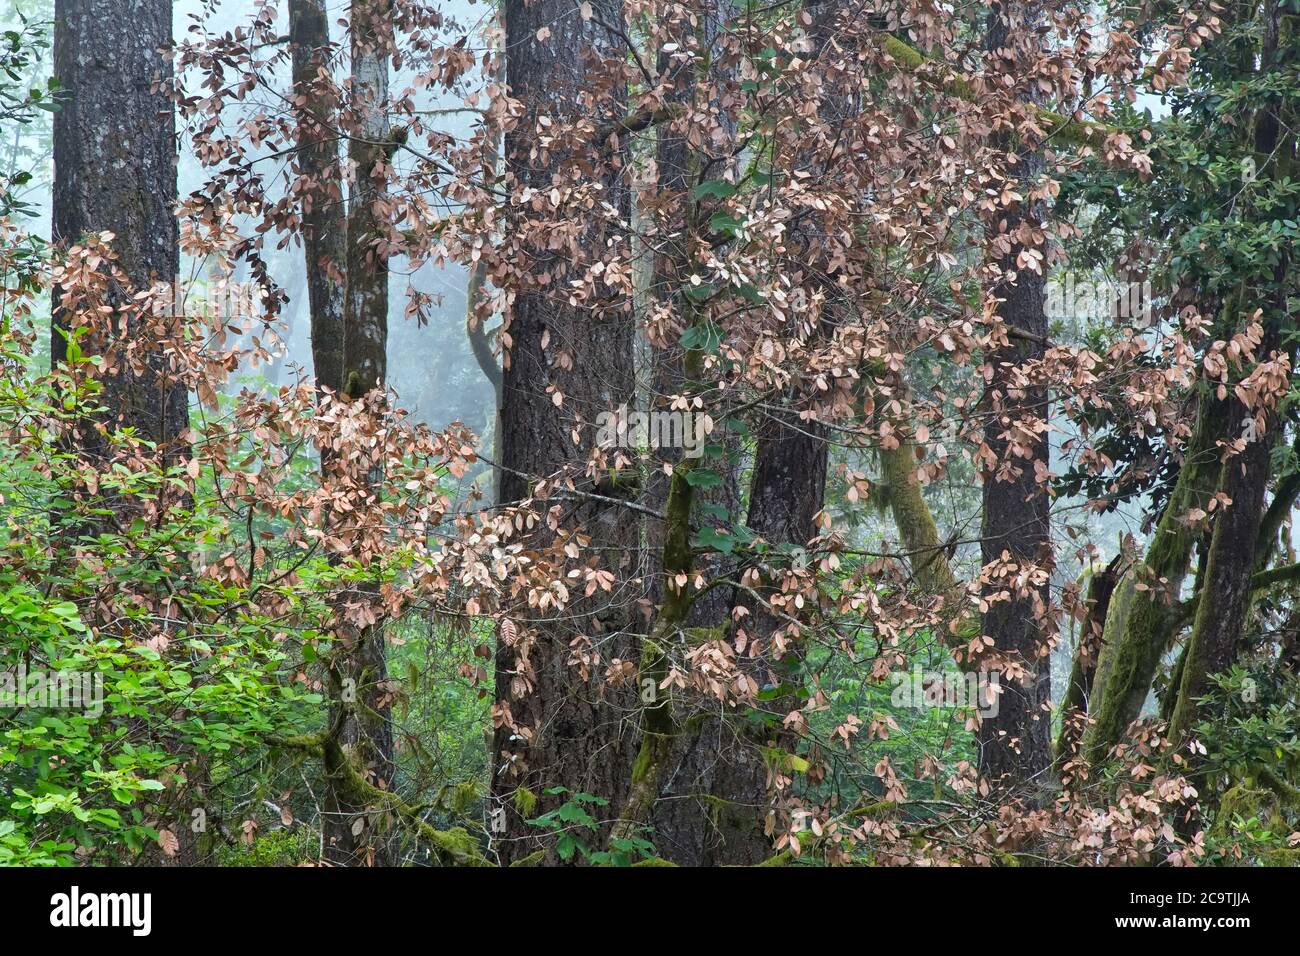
left=889, top=666, right=1000, bottom=718
left=1047, top=273, right=1153, bottom=327
left=595, top=403, right=708, bottom=459
left=49, top=886, right=152, bottom=936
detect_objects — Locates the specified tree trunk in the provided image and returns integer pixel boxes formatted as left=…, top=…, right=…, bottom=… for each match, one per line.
left=1083, top=385, right=1229, bottom=759
left=1167, top=0, right=1293, bottom=742
left=341, top=0, right=389, bottom=401
left=1167, top=377, right=1277, bottom=742
left=322, top=0, right=394, bottom=866
left=975, top=1, right=1053, bottom=791
left=52, top=0, right=194, bottom=865
left=490, top=0, right=639, bottom=864
left=51, top=0, right=185, bottom=459
left=1055, top=555, right=1121, bottom=760
left=289, top=0, right=347, bottom=396
left=631, top=0, right=770, bottom=867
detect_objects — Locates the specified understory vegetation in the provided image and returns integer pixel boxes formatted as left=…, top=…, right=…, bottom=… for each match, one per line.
left=1, top=0, right=1299, bottom=867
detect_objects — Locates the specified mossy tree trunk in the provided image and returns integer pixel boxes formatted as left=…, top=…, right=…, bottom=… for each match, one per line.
left=1167, top=0, right=1295, bottom=743
left=632, top=0, right=780, bottom=867
left=1083, top=386, right=1228, bottom=760
left=1056, top=555, right=1122, bottom=760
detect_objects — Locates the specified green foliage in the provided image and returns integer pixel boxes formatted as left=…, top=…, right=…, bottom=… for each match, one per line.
left=0, top=342, right=326, bottom=864
left=1189, top=665, right=1300, bottom=864
left=529, top=787, right=656, bottom=865
left=214, top=827, right=315, bottom=867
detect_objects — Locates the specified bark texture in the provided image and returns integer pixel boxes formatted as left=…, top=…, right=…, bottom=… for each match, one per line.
left=1167, top=0, right=1294, bottom=742
left=289, top=0, right=347, bottom=395
left=975, top=2, right=1053, bottom=790
left=51, top=0, right=186, bottom=457
left=491, top=0, right=639, bottom=864
left=321, top=0, right=395, bottom=866
left=341, top=0, right=389, bottom=400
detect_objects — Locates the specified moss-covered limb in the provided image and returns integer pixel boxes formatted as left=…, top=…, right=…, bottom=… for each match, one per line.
left=1084, top=386, right=1230, bottom=761
left=609, top=617, right=680, bottom=844
left=1259, top=766, right=1300, bottom=808
left=849, top=800, right=898, bottom=819
left=262, top=720, right=490, bottom=865
left=1170, top=559, right=1300, bottom=626
left=262, top=704, right=348, bottom=752
left=264, top=729, right=331, bottom=751
left=508, top=850, right=545, bottom=867
left=607, top=449, right=691, bottom=843
left=878, top=437, right=960, bottom=601
left=1055, top=556, right=1122, bottom=759
left=611, top=723, right=675, bottom=844
left=1246, top=559, right=1300, bottom=591
left=322, top=739, right=492, bottom=866
left=875, top=36, right=1123, bottom=155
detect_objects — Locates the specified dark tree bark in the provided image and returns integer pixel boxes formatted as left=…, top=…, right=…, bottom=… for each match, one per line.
left=1167, top=0, right=1293, bottom=742
left=340, top=0, right=389, bottom=401
left=321, top=0, right=394, bottom=866
left=51, top=0, right=195, bottom=866
left=289, top=0, right=347, bottom=395
left=975, top=1, right=1053, bottom=791
left=51, top=0, right=186, bottom=459
left=1167, top=376, right=1278, bottom=741
left=491, top=0, right=639, bottom=864
left=630, top=0, right=772, bottom=867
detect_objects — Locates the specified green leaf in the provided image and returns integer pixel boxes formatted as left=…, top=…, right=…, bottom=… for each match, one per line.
left=693, top=179, right=737, bottom=201
left=694, top=527, right=736, bottom=555
left=684, top=468, right=722, bottom=489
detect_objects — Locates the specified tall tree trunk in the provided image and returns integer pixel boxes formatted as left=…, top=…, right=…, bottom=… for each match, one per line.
left=340, top=0, right=389, bottom=401
left=322, top=0, right=394, bottom=866
left=975, top=0, right=1053, bottom=791
left=632, top=0, right=770, bottom=867
left=1083, top=385, right=1229, bottom=758
left=490, top=0, right=638, bottom=865
left=1167, top=0, right=1294, bottom=743
left=289, top=0, right=347, bottom=396
left=52, top=0, right=194, bottom=865
left=51, top=0, right=185, bottom=459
